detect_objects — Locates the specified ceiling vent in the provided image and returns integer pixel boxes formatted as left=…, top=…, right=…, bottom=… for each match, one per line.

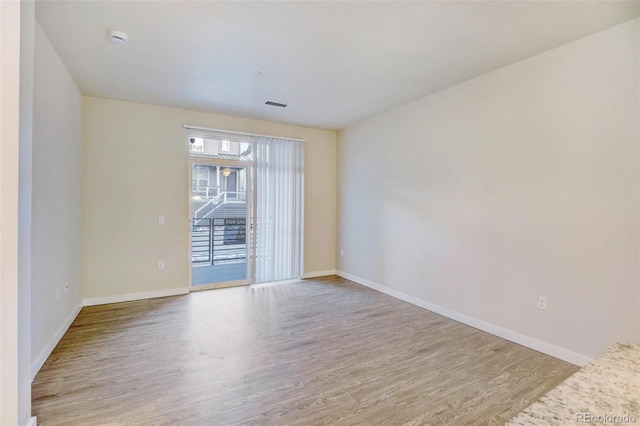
left=108, top=30, right=128, bottom=44
left=265, top=101, right=288, bottom=108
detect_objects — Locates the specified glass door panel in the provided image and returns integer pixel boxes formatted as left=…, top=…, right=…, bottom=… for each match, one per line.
left=190, top=162, right=249, bottom=287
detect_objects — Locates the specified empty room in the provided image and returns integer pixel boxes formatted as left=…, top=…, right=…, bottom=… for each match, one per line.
left=1, top=1, right=639, bottom=425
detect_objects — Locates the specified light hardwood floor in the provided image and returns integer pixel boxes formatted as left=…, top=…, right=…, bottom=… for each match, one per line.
left=32, top=276, right=578, bottom=425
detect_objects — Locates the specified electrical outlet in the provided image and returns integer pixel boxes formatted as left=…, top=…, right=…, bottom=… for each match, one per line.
left=159, top=215, right=165, bottom=225
left=64, top=281, right=69, bottom=294
left=340, top=248, right=344, bottom=257
left=537, top=296, right=548, bottom=311
left=158, top=261, right=165, bottom=270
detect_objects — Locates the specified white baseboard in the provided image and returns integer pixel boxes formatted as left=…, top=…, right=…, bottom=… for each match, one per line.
left=82, top=287, right=189, bottom=307
left=336, top=270, right=592, bottom=367
left=31, top=302, right=82, bottom=381
left=302, top=269, right=336, bottom=279
left=27, top=416, right=37, bottom=426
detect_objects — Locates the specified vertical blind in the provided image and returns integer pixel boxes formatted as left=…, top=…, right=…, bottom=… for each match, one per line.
left=255, top=137, right=305, bottom=282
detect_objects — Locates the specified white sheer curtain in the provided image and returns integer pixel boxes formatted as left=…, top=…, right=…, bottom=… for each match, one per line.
left=255, top=137, right=305, bottom=282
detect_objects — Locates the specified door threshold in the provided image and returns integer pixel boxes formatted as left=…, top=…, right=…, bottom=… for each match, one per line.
left=190, top=280, right=251, bottom=291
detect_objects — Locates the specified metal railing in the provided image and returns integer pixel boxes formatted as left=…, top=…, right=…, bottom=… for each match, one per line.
left=191, top=217, right=247, bottom=266
left=219, top=191, right=246, bottom=203
left=193, top=191, right=247, bottom=218
left=192, top=185, right=220, bottom=200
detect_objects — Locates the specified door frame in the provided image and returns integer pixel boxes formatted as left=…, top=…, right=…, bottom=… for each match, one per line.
left=188, top=156, right=256, bottom=291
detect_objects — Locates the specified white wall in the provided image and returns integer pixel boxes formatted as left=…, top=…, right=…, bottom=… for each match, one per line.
left=18, top=1, right=35, bottom=424
left=1, top=1, right=36, bottom=424
left=82, top=97, right=336, bottom=300
left=337, top=19, right=640, bottom=362
left=31, top=23, right=83, bottom=376
left=1, top=1, right=24, bottom=423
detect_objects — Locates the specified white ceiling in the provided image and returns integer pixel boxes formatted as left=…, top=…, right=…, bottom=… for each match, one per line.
left=36, top=1, right=640, bottom=130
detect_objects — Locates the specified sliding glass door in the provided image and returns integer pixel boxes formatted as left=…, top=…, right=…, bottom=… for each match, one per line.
left=187, top=129, right=304, bottom=289
left=190, top=160, right=252, bottom=289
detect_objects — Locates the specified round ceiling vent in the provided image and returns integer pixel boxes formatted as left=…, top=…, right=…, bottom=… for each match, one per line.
left=107, top=30, right=128, bottom=44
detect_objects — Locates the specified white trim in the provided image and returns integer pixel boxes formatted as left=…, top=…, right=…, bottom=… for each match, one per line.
left=336, top=270, right=592, bottom=367
left=82, top=287, right=189, bottom=307
left=254, top=278, right=302, bottom=286
left=188, top=156, right=254, bottom=288
left=27, top=416, right=37, bottom=426
left=31, top=303, right=82, bottom=381
left=184, top=125, right=305, bottom=143
left=190, top=156, right=252, bottom=167
left=197, top=278, right=302, bottom=289
left=302, top=269, right=337, bottom=279
left=190, top=280, right=250, bottom=291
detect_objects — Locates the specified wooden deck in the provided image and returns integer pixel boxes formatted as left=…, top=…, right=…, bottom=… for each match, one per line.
left=32, top=276, right=578, bottom=425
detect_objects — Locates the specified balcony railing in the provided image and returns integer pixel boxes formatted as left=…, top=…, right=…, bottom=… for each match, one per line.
left=191, top=217, right=247, bottom=266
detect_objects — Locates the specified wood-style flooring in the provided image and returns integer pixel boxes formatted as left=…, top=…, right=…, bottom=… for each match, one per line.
left=32, top=276, right=578, bottom=425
